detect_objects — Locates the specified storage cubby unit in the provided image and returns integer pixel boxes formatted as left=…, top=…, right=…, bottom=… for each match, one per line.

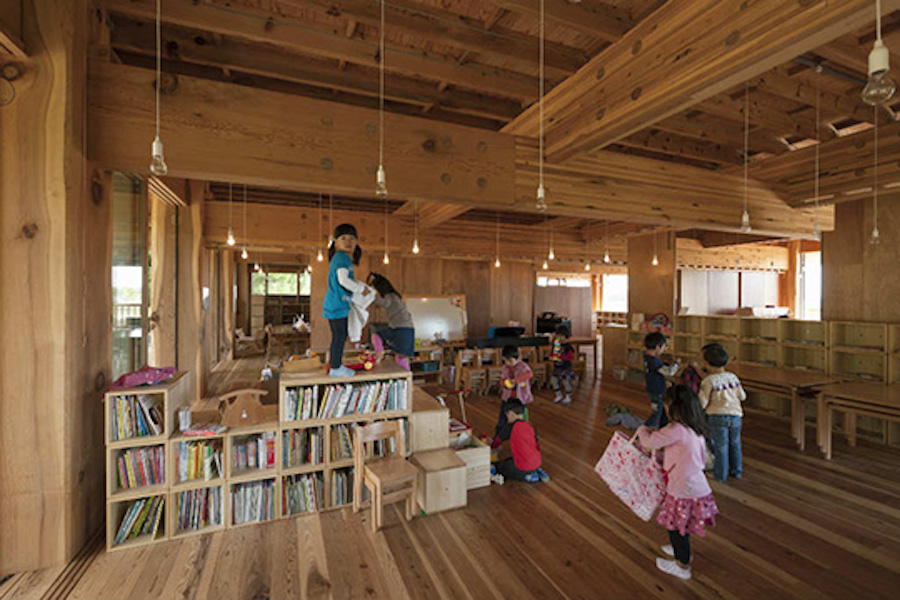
left=780, top=320, right=827, bottom=346
left=330, top=423, right=355, bottom=463
left=330, top=467, right=355, bottom=508
left=781, top=345, right=827, bottom=372
left=740, top=318, right=780, bottom=342
left=170, top=434, right=224, bottom=488
left=829, top=351, right=887, bottom=382
left=674, top=315, right=704, bottom=336
left=829, top=321, right=887, bottom=353
left=704, top=317, right=740, bottom=340
left=227, top=427, right=279, bottom=481
left=230, top=478, right=277, bottom=527
left=108, top=444, right=167, bottom=499
left=170, top=485, right=225, bottom=538
left=715, top=339, right=740, bottom=363
left=282, top=426, right=325, bottom=469
left=104, top=373, right=191, bottom=446
left=738, top=342, right=779, bottom=367
left=282, top=472, right=325, bottom=517
left=890, top=354, right=900, bottom=385
left=107, top=494, right=167, bottom=551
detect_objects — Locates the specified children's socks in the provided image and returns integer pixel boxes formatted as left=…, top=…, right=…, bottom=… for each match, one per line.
left=553, top=391, right=564, bottom=403
left=395, top=356, right=410, bottom=371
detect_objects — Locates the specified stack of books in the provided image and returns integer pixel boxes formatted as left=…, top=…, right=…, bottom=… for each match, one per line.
left=282, top=473, right=323, bottom=516
left=283, top=386, right=320, bottom=421
left=175, top=440, right=223, bottom=483
left=231, top=480, right=275, bottom=525
left=331, top=469, right=354, bottom=507
left=283, top=428, right=324, bottom=468
left=231, top=432, right=276, bottom=472
left=175, top=487, right=222, bottom=532
left=285, top=379, right=409, bottom=421
left=110, top=395, right=163, bottom=440
left=117, top=446, right=165, bottom=490
left=114, top=496, right=165, bottom=545
left=330, top=424, right=354, bottom=461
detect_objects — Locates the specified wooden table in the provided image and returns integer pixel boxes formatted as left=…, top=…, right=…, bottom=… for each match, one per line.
left=818, top=382, right=900, bottom=460
left=568, top=336, right=599, bottom=379
left=728, top=363, right=840, bottom=451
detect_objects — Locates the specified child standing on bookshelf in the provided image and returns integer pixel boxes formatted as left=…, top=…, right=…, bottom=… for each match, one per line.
left=637, top=385, right=719, bottom=581
left=491, top=345, right=533, bottom=443
left=550, top=324, right=576, bottom=405
left=643, top=332, right=680, bottom=427
left=698, top=343, right=746, bottom=482
left=366, top=272, right=415, bottom=371
left=490, top=400, right=549, bottom=483
left=324, top=224, right=367, bottom=378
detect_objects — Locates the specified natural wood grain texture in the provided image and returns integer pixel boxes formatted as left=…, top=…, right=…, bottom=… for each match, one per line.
left=494, top=0, right=633, bottom=42
left=534, top=285, right=591, bottom=338
left=504, top=0, right=899, bottom=161
left=628, top=231, right=676, bottom=317
left=148, top=191, right=177, bottom=366
left=177, top=182, right=205, bottom=403
left=676, top=238, right=789, bottom=271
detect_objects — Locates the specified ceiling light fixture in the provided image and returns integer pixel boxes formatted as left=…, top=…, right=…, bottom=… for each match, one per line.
left=536, top=0, right=547, bottom=211
left=872, top=105, right=881, bottom=244
left=603, top=220, right=611, bottom=263
left=376, top=0, right=388, bottom=197
left=542, top=258, right=549, bottom=270
left=862, top=0, right=896, bottom=106
left=412, top=199, right=420, bottom=254
left=494, top=212, right=501, bottom=268
left=149, top=0, right=167, bottom=176
left=328, top=193, right=334, bottom=245
left=652, top=231, right=659, bottom=266
left=383, top=195, right=390, bottom=264
left=317, top=193, right=324, bottom=262
left=241, top=184, right=249, bottom=259
left=226, top=183, right=236, bottom=246
left=741, top=82, right=752, bottom=233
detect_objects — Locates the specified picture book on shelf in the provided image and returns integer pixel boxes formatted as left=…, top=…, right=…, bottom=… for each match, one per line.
left=231, top=432, right=277, bottom=472
left=231, top=480, right=275, bottom=525
left=285, top=379, right=409, bottom=421
left=176, top=487, right=223, bottom=532
left=283, top=428, right=324, bottom=467
left=110, top=394, right=164, bottom=440
left=283, top=473, right=323, bottom=516
left=117, top=446, right=166, bottom=490
left=176, top=440, right=223, bottom=483
left=114, top=496, right=165, bottom=545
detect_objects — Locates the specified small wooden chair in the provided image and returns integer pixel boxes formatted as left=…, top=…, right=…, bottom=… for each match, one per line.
left=352, top=421, right=418, bottom=532
left=521, top=346, right=547, bottom=389
left=481, top=348, right=505, bottom=395
left=455, top=349, right=486, bottom=392
left=572, top=352, right=588, bottom=386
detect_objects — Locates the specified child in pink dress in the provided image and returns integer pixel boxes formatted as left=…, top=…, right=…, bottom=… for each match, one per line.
left=637, top=385, right=719, bottom=581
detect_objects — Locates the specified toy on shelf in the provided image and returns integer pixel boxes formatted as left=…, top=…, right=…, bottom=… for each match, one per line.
left=639, top=312, right=673, bottom=334
left=345, top=352, right=376, bottom=371
left=219, top=388, right=269, bottom=428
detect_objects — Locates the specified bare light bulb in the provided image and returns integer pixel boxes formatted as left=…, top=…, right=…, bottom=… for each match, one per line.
left=740, top=210, right=752, bottom=233
left=542, top=259, right=548, bottom=270
left=536, top=184, right=547, bottom=211
left=412, top=239, right=420, bottom=254
left=383, top=252, right=390, bottom=265
left=226, top=227, right=236, bottom=246
left=254, top=262, right=260, bottom=272
left=376, top=164, right=388, bottom=197
left=548, top=247, right=555, bottom=260
left=651, top=254, right=659, bottom=266
left=603, top=250, right=611, bottom=264
left=149, top=136, right=168, bottom=176
left=494, top=257, right=501, bottom=268
left=584, top=262, right=591, bottom=271
left=871, top=226, right=881, bottom=245
left=862, top=40, right=896, bottom=105
left=241, top=247, right=248, bottom=260
left=316, top=248, right=324, bottom=262
left=307, top=265, right=313, bottom=273
left=813, top=222, right=821, bottom=241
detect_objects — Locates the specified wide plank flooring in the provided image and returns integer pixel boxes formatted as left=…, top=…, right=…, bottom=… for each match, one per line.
left=4, top=358, right=900, bottom=599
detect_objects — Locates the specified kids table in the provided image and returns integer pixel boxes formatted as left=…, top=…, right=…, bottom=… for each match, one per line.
left=818, top=382, right=900, bottom=460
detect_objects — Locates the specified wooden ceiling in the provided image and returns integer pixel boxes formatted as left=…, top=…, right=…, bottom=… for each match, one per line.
left=95, top=0, right=900, bottom=240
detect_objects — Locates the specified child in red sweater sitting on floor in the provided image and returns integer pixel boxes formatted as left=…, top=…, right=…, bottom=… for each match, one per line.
left=490, top=400, right=549, bottom=484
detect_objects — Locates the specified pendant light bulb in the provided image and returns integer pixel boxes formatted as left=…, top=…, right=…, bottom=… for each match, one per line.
left=383, top=252, right=390, bottom=265
left=863, top=40, right=896, bottom=105
left=307, top=265, right=313, bottom=273
left=536, top=184, right=547, bottom=211
left=813, top=221, right=821, bottom=241
left=740, top=210, right=752, bottom=233
left=254, top=262, right=260, bottom=272
left=494, top=257, right=501, bottom=268
left=376, top=164, right=387, bottom=197
left=542, top=259, right=548, bottom=270
left=412, top=239, right=420, bottom=254
left=548, top=247, right=555, bottom=261
left=651, top=254, right=659, bottom=267
left=584, top=262, right=591, bottom=271
left=871, top=225, right=881, bottom=245
left=316, top=248, right=324, bottom=262
left=149, top=136, right=168, bottom=176
left=603, top=250, right=611, bottom=264
left=226, top=227, right=236, bottom=246
left=241, top=247, right=249, bottom=260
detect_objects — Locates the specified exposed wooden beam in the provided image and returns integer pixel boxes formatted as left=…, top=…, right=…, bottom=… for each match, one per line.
left=696, top=90, right=822, bottom=142
left=0, top=1, right=25, bottom=57
left=108, top=18, right=521, bottom=122
left=277, top=0, right=587, bottom=75
left=654, top=112, right=787, bottom=156
left=493, top=0, right=633, bottom=42
left=0, top=26, right=25, bottom=57
left=89, top=61, right=516, bottom=205
left=394, top=201, right=469, bottom=228
left=504, top=0, right=898, bottom=161
left=102, top=0, right=539, bottom=99
left=617, top=130, right=742, bottom=166
left=749, top=69, right=870, bottom=123
left=677, top=229, right=783, bottom=248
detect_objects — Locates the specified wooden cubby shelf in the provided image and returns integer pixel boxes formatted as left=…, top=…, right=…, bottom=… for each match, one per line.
left=104, top=366, right=413, bottom=551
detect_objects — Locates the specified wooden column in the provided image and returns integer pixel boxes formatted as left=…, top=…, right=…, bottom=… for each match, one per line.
left=221, top=250, right=235, bottom=362
left=0, top=0, right=110, bottom=572
left=148, top=191, right=177, bottom=366
left=236, top=259, right=250, bottom=334
left=176, top=181, right=205, bottom=402
left=628, top=231, right=676, bottom=319
left=780, top=241, right=801, bottom=319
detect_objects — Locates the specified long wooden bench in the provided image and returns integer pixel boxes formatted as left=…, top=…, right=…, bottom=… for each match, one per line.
left=819, top=382, right=900, bottom=460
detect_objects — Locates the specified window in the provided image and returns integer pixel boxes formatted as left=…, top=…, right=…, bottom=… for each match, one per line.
left=798, top=251, right=822, bottom=320
left=267, top=272, right=299, bottom=295
left=537, top=275, right=591, bottom=288
left=601, top=274, right=628, bottom=313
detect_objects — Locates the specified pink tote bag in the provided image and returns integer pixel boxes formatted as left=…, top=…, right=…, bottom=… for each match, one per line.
left=594, top=430, right=666, bottom=521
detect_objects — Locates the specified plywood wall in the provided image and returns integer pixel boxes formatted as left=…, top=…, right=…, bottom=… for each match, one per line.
left=823, top=199, right=900, bottom=322
left=628, top=232, right=676, bottom=318
left=534, top=286, right=592, bottom=337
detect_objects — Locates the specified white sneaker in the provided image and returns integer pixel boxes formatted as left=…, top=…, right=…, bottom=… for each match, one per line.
left=490, top=473, right=505, bottom=486
left=656, top=557, right=691, bottom=580
left=329, top=366, right=356, bottom=378
left=561, top=395, right=572, bottom=405
left=552, top=392, right=564, bottom=403
left=661, top=544, right=693, bottom=563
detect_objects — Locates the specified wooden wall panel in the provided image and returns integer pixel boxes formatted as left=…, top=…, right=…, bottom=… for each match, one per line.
left=534, top=285, right=591, bottom=337
left=823, top=199, right=900, bottom=322
left=628, top=232, right=676, bottom=318
left=491, top=261, right=535, bottom=333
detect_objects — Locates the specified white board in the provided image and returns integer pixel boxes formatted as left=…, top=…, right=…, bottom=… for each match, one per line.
left=405, top=295, right=467, bottom=343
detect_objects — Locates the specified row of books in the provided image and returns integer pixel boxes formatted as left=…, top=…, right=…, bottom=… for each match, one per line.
left=175, top=487, right=223, bottom=533
left=114, top=496, right=165, bottom=545
left=175, top=440, right=223, bottom=483
left=331, top=469, right=354, bottom=507
left=283, top=428, right=324, bottom=468
left=117, top=446, right=165, bottom=490
left=232, top=433, right=276, bottom=472
left=232, top=480, right=275, bottom=525
left=331, top=424, right=353, bottom=461
left=284, top=379, right=409, bottom=421
left=110, top=394, right=163, bottom=441
left=283, top=473, right=324, bottom=516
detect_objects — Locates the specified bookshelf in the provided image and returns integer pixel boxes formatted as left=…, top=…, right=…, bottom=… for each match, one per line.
left=103, top=366, right=413, bottom=551
left=104, top=372, right=191, bottom=551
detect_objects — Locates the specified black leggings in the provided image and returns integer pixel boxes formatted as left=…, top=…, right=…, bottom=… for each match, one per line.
left=668, top=529, right=691, bottom=566
left=329, top=318, right=348, bottom=369
left=494, top=457, right=533, bottom=481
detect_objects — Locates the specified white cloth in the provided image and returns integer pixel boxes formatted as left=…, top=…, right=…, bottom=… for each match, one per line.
left=347, top=284, right=376, bottom=342
left=337, top=268, right=365, bottom=294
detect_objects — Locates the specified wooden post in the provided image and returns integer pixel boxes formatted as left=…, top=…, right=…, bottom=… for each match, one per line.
left=628, top=231, right=676, bottom=319
left=149, top=191, right=178, bottom=366
left=177, top=181, right=205, bottom=402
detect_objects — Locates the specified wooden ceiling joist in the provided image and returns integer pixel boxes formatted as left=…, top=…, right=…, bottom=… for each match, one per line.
left=393, top=201, right=470, bottom=228
left=103, top=0, right=540, bottom=99
left=617, top=130, right=742, bottom=167
left=654, top=112, right=787, bottom=157
left=492, top=0, right=634, bottom=42
left=504, top=0, right=898, bottom=161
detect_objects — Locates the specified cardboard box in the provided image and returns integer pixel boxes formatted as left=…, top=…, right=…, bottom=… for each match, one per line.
left=411, top=448, right=466, bottom=514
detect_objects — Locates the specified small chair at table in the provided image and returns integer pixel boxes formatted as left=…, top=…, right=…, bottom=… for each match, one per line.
left=352, top=420, right=418, bottom=532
